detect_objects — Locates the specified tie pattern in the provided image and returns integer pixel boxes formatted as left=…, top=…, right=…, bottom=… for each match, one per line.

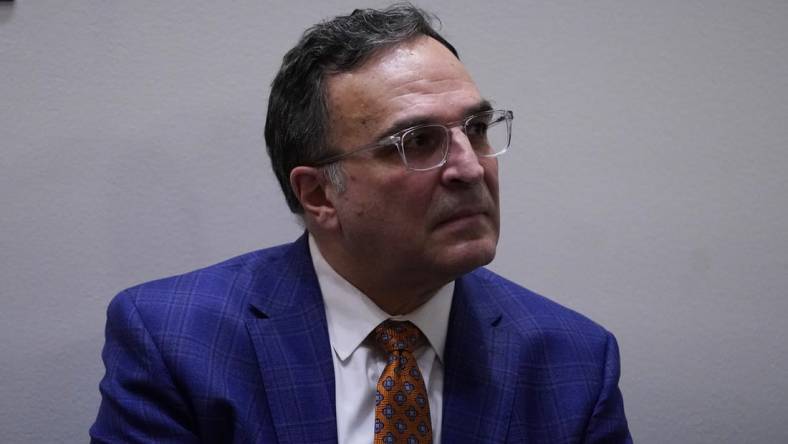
left=373, top=320, right=433, bottom=444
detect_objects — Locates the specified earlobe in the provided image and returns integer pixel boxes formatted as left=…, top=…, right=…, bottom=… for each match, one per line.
left=290, top=166, right=338, bottom=228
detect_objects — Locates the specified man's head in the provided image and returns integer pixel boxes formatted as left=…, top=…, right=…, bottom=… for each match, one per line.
left=265, top=3, right=458, bottom=214
left=266, top=4, right=508, bottom=310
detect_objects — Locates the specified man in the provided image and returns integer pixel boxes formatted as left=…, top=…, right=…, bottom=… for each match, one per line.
left=91, top=4, right=631, bottom=443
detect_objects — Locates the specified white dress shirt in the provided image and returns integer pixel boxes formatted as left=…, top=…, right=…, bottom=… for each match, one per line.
left=308, top=235, right=454, bottom=444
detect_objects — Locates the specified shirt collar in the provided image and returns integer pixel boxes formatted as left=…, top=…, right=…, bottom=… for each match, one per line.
left=309, top=234, right=454, bottom=363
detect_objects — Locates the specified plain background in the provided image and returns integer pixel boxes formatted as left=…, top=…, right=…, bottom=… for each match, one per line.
left=1, top=1, right=787, bottom=442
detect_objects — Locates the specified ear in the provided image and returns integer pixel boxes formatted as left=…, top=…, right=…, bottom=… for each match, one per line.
left=290, top=166, right=338, bottom=229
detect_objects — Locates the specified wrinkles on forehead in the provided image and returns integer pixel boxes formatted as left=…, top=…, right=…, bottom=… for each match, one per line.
left=324, top=36, right=481, bottom=152
left=379, top=96, right=493, bottom=141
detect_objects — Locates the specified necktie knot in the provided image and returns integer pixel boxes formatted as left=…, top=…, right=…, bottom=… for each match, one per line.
left=374, top=320, right=424, bottom=355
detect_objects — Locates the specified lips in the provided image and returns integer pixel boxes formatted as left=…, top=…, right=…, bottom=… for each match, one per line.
left=433, top=207, right=489, bottom=229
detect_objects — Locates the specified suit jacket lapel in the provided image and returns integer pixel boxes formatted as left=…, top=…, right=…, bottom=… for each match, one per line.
left=244, top=234, right=338, bottom=444
left=441, top=272, right=519, bottom=443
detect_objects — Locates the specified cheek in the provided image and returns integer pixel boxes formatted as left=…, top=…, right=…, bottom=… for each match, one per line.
left=372, top=186, right=434, bottom=240
left=342, top=166, right=437, bottom=228
left=343, top=179, right=402, bottom=223
left=483, top=162, right=500, bottom=198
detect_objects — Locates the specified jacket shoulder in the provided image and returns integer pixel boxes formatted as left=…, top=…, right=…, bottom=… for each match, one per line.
left=95, top=243, right=296, bottom=442
left=107, top=241, right=294, bottom=331
left=464, top=269, right=631, bottom=442
left=467, top=267, right=613, bottom=341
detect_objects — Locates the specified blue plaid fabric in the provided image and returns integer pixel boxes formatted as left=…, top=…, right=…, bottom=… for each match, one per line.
left=91, top=234, right=631, bottom=443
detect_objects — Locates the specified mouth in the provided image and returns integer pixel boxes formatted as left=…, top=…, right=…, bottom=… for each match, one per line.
left=433, top=208, right=489, bottom=230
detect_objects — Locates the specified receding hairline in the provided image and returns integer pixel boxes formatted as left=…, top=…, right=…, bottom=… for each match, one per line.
left=322, top=35, right=472, bottom=134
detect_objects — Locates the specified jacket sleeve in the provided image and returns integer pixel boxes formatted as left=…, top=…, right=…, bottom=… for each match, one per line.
left=90, top=291, right=200, bottom=443
left=584, top=332, right=633, bottom=443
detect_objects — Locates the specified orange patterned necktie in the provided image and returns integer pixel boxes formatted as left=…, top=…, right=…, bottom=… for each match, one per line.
left=373, top=320, right=433, bottom=444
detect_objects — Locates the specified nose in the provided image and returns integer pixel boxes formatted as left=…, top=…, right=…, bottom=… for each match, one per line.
left=441, top=126, right=485, bottom=185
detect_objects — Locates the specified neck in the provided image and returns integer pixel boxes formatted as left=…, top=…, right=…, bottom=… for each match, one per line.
left=311, top=234, right=451, bottom=315
left=366, top=284, right=440, bottom=316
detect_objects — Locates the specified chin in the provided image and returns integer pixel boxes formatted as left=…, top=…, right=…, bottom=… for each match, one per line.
left=437, top=237, right=498, bottom=276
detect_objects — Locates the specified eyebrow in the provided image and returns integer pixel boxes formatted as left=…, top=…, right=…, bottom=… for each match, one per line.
left=374, top=99, right=494, bottom=141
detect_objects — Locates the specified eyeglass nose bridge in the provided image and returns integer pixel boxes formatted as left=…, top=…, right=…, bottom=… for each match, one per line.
left=445, top=123, right=480, bottom=159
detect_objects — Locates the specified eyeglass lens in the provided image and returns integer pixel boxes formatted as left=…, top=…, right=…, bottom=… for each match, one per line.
left=401, top=110, right=510, bottom=170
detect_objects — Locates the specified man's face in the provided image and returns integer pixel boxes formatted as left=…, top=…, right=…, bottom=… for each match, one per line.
left=323, top=36, right=500, bottom=289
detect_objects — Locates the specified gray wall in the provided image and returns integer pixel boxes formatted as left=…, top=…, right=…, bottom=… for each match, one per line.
left=1, top=1, right=786, bottom=442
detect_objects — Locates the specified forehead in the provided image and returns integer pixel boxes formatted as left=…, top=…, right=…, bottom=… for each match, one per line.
left=325, top=36, right=483, bottom=146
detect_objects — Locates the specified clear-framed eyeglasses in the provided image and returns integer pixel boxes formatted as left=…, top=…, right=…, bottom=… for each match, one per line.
left=311, top=109, right=514, bottom=171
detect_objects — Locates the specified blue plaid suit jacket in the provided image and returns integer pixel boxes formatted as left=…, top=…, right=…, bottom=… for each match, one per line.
left=91, top=234, right=631, bottom=443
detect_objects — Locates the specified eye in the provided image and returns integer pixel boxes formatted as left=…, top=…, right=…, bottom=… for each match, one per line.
left=403, top=126, right=444, bottom=153
left=401, top=125, right=447, bottom=169
left=466, top=112, right=508, bottom=154
left=466, top=118, right=489, bottom=137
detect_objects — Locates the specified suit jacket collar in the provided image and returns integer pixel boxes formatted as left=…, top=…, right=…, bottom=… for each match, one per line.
left=441, top=271, right=519, bottom=443
left=244, top=234, right=338, bottom=444
left=243, top=234, right=518, bottom=443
